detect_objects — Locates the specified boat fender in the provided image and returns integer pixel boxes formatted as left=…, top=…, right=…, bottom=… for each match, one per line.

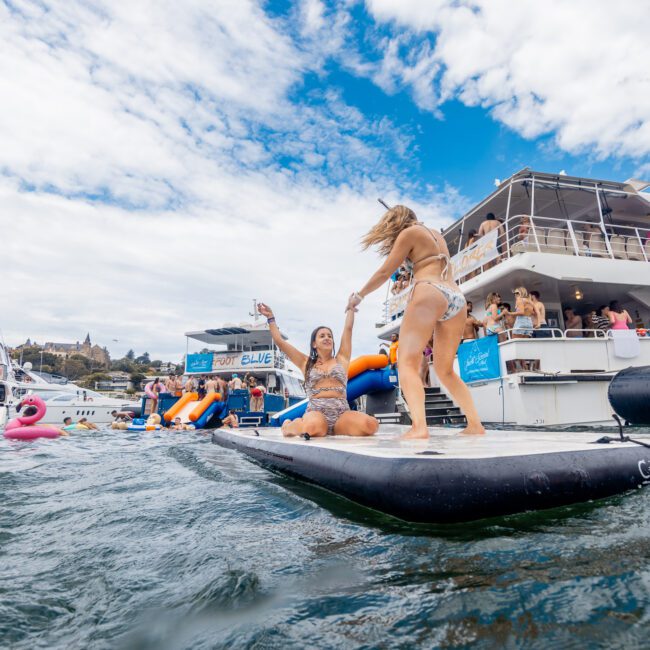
left=608, top=366, right=650, bottom=426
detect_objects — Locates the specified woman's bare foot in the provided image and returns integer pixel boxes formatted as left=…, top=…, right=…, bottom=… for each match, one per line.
left=401, top=426, right=429, bottom=440
left=281, top=421, right=298, bottom=437
left=460, top=423, right=486, bottom=435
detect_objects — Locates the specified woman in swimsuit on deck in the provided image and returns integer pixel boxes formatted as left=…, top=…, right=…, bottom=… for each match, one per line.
left=257, top=302, right=378, bottom=438
left=347, top=205, right=485, bottom=438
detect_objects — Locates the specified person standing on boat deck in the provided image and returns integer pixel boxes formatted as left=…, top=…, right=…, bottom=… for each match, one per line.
left=197, top=375, right=206, bottom=400
left=462, top=301, right=481, bottom=342
left=183, top=375, right=196, bottom=394
left=380, top=333, right=399, bottom=368
left=508, top=287, right=535, bottom=339
left=230, top=374, right=243, bottom=391
left=592, top=305, right=611, bottom=333
left=257, top=302, right=378, bottom=438
left=205, top=376, right=218, bottom=394
left=346, top=205, right=484, bottom=438
left=609, top=301, right=632, bottom=330
left=530, top=291, right=551, bottom=338
left=564, top=308, right=583, bottom=337
left=477, top=212, right=505, bottom=263
left=216, top=376, right=228, bottom=401
left=484, top=292, right=505, bottom=336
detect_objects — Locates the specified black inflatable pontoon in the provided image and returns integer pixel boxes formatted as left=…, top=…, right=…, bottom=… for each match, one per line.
left=212, top=426, right=650, bottom=523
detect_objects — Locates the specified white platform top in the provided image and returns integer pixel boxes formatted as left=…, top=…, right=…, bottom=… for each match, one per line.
left=216, top=425, right=644, bottom=460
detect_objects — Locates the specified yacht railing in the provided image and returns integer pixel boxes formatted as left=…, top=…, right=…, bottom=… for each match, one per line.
left=455, top=214, right=650, bottom=284
left=380, top=212, right=650, bottom=322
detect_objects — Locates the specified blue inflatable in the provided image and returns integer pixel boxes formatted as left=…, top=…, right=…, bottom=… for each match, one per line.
left=270, top=367, right=397, bottom=426
left=195, top=401, right=227, bottom=428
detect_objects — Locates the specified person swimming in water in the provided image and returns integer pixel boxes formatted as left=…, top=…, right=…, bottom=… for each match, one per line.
left=347, top=204, right=485, bottom=438
left=257, top=302, right=378, bottom=438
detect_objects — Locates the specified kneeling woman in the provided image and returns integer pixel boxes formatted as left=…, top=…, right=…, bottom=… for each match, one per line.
left=257, top=302, right=378, bottom=438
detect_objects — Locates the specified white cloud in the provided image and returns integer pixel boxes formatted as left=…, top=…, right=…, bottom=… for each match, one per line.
left=0, top=1, right=463, bottom=360
left=364, top=0, right=650, bottom=160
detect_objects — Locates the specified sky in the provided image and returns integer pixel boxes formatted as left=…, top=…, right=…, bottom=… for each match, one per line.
left=2, top=0, right=649, bottom=362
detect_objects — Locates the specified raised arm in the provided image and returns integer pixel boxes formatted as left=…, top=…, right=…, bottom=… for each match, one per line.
left=346, top=229, right=413, bottom=311
left=337, top=303, right=355, bottom=365
left=257, top=303, right=308, bottom=375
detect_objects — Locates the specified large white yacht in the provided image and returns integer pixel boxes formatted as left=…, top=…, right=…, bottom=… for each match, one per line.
left=378, top=169, right=650, bottom=426
left=0, top=344, right=140, bottom=427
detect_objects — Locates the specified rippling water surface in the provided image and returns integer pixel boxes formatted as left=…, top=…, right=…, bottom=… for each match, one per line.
left=3, top=426, right=650, bottom=649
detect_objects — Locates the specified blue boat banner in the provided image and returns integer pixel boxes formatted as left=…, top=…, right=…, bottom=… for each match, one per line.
left=457, top=335, right=501, bottom=383
left=185, top=353, right=213, bottom=373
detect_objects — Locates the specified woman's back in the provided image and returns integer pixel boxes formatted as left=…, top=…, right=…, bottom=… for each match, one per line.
left=406, top=224, right=453, bottom=284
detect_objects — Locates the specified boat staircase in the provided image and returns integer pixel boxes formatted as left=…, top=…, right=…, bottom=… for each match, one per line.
left=424, top=386, right=466, bottom=426
left=375, top=386, right=466, bottom=427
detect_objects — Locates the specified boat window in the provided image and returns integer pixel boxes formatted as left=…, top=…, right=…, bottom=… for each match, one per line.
left=52, top=394, right=75, bottom=402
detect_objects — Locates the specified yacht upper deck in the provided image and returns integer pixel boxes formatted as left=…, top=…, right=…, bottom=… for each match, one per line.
left=448, top=169, right=650, bottom=284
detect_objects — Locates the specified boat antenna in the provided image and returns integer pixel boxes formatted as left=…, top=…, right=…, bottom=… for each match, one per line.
left=378, top=198, right=391, bottom=210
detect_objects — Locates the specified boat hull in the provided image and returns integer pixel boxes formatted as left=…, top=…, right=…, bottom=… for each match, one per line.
left=212, top=426, right=650, bottom=523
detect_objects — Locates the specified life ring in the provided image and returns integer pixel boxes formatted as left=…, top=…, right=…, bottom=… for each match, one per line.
left=144, top=382, right=157, bottom=399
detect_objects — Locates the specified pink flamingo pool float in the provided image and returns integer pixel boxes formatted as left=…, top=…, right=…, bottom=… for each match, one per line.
left=4, top=394, right=63, bottom=440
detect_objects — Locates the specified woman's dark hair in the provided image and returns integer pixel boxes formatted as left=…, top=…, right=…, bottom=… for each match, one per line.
left=609, top=301, right=622, bottom=314
left=596, top=305, right=607, bottom=316
left=486, top=212, right=496, bottom=221
left=467, top=229, right=477, bottom=240
left=305, top=326, right=335, bottom=378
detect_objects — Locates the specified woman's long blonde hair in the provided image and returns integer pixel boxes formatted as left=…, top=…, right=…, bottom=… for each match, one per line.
left=362, top=205, right=418, bottom=257
left=513, top=286, right=529, bottom=299
left=485, top=292, right=500, bottom=310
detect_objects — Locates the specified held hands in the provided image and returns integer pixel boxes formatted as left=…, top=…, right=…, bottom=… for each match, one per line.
left=257, top=302, right=274, bottom=319
left=345, top=292, right=362, bottom=313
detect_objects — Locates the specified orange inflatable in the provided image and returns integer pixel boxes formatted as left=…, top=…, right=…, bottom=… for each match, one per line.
left=347, top=354, right=388, bottom=380
left=189, top=393, right=222, bottom=422
left=164, top=392, right=198, bottom=422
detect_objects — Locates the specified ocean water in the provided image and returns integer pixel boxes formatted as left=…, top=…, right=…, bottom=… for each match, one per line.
left=2, top=426, right=650, bottom=649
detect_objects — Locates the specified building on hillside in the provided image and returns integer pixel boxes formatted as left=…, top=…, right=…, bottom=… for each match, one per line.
left=42, top=333, right=111, bottom=367
left=94, top=371, right=132, bottom=392
left=159, top=361, right=179, bottom=374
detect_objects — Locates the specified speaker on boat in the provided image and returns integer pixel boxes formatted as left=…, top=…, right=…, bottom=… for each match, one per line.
left=608, top=366, right=650, bottom=425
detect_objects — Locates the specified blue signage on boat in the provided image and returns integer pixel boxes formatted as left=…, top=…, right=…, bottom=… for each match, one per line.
left=186, top=353, right=213, bottom=373
left=457, top=335, right=501, bottom=383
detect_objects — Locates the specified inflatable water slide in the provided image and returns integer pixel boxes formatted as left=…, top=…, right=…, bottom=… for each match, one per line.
left=163, top=392, right=227, bottom=428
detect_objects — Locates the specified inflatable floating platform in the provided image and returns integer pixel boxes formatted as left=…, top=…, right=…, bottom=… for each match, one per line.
left=211, top=425, right=650, bottom=523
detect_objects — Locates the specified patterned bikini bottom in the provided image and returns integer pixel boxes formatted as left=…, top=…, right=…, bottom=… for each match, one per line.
left=306, top=397, right=349, bottom=434
left=408, top=281, right=467, bottom=321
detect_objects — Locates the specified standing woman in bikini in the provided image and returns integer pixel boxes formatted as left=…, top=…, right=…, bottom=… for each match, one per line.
left=347, top=205, right=485, bottom=437
left=256, top=302, right=378, bottom=438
